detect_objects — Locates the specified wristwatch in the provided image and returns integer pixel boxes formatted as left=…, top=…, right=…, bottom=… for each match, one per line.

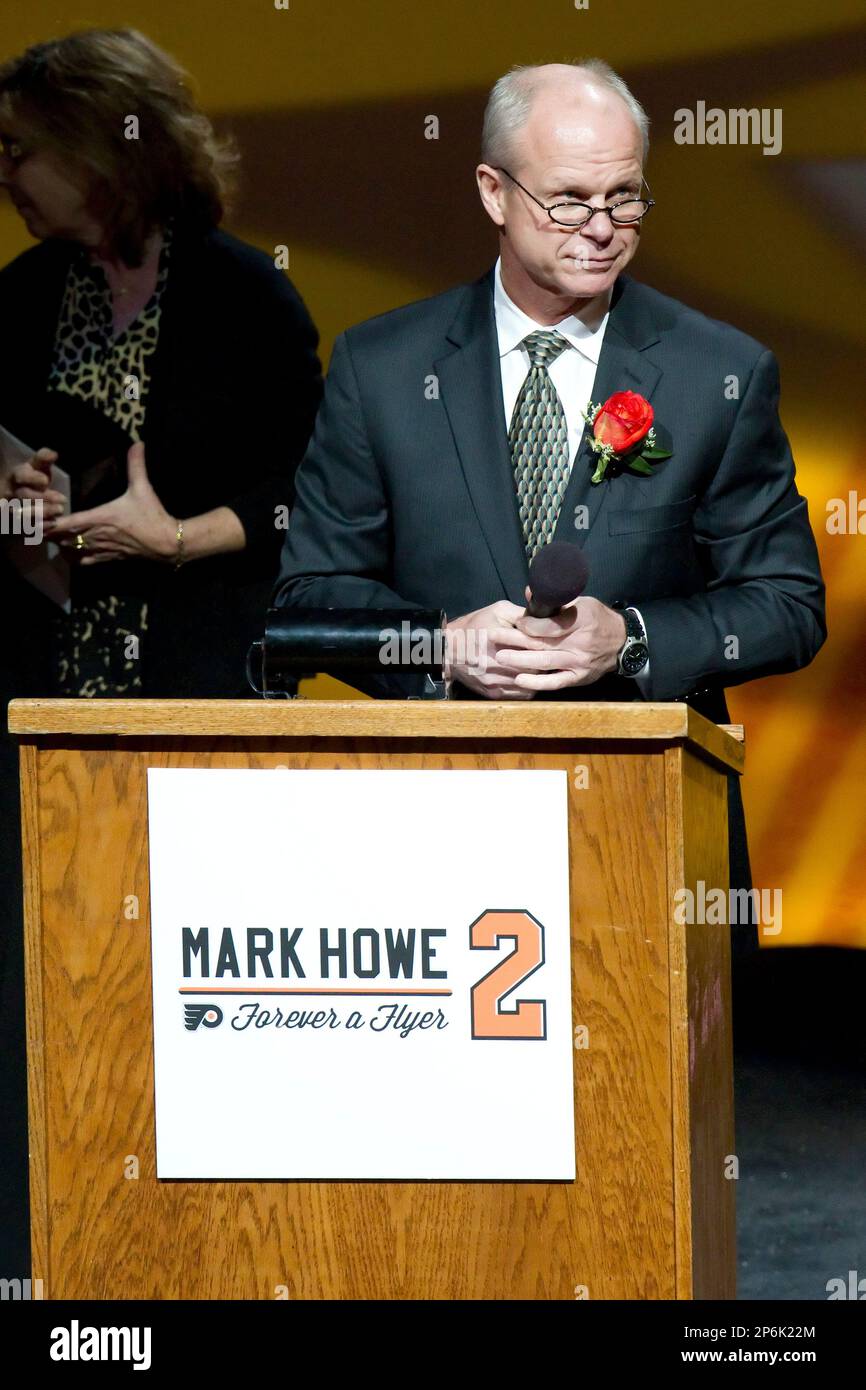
left=612, top=602, right=649, bottom=677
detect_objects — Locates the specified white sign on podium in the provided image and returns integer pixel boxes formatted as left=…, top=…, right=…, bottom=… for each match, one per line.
left=147, top=768, right=575, bottom=1180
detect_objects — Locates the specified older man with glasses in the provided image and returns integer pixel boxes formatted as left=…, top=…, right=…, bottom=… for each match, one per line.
left=274, top=59, right=825, bottom=955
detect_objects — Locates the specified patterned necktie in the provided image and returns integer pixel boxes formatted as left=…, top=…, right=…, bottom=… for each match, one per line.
left=509, top=329, right=571, bottom=561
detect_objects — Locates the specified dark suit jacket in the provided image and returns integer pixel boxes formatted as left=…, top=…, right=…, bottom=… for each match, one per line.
left=0, top=219, right=322, bottom=701
left=273, top=268, right=827, bottom=952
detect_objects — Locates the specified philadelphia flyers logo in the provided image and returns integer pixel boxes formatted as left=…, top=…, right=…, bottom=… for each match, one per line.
left=183, top=1003, right=223, bottom=1031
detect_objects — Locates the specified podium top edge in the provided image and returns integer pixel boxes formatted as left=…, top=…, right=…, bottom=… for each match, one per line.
left=7, top=699, right=744, bottom=773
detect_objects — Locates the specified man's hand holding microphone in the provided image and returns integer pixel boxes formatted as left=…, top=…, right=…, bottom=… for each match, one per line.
left=443, top=544, right=628, bottom=698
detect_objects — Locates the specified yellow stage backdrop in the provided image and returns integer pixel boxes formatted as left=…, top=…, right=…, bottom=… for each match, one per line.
left=1, top=1, right=863, bottom=946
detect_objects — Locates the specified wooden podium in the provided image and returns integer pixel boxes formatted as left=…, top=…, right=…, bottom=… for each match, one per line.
left=9, top=697, right=743, bottom=1301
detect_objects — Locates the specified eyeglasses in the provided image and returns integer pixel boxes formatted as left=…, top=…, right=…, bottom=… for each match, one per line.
left=497, top=167, right=655, bottom=228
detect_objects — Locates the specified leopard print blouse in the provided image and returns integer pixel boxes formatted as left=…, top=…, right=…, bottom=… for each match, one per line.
left=48, top=225, right=172, bottom=697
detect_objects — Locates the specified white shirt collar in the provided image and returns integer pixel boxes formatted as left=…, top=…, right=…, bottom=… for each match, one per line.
left=493, top=256, right=610, bottom=364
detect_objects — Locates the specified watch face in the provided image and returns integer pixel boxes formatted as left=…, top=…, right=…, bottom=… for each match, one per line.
left=621, top=641, right=649, bottom=675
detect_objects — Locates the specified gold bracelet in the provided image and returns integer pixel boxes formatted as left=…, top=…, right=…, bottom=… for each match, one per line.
left=174, top=519, right=185, bottom=570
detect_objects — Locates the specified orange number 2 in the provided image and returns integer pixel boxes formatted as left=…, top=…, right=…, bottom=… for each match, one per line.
left=469, top=909, right=546, bottom=1040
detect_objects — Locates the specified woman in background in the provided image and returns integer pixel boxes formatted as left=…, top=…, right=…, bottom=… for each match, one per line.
left=0, top=31, right=323, bottom=1278
left=0, top=27, right=322, bottom=700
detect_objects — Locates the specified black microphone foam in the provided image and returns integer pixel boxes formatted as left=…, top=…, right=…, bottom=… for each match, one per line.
left=526, top=543, right=590, bottom=618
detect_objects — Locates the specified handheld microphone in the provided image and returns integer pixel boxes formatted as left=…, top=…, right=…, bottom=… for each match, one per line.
left=525, top=542, right=590, bottom=618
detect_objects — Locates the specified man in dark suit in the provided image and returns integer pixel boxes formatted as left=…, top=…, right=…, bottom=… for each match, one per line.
left=273, top=60, right=826, bottom=951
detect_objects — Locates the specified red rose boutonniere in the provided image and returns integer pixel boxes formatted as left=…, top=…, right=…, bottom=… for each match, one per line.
left=581, top=390, right=672, bottom=484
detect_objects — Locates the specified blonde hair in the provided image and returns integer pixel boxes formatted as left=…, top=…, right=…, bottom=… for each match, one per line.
left=0, top=28, right=239, bottom=264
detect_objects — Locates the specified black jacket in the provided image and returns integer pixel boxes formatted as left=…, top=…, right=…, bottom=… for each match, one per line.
left=273, top=269, right=828, bottom=951
left=0, top=220, right=322, bottom=700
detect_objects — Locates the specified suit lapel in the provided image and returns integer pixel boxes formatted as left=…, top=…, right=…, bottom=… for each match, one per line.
left=434, top=270, right=664, bottom=599
left=435, top=275, right=530, bottom=600
left=553, top=275, right=663, bottom=548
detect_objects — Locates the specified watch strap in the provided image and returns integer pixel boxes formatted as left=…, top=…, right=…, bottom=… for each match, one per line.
left=613, top=602, right=649, bottom=676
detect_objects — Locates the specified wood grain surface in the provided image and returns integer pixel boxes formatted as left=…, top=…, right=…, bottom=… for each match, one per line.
left=665, top=746, right=737, bottom=1300
left=8, top=699, right=744, bottom=774
left=16, top=706, right=739, bottom=1299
